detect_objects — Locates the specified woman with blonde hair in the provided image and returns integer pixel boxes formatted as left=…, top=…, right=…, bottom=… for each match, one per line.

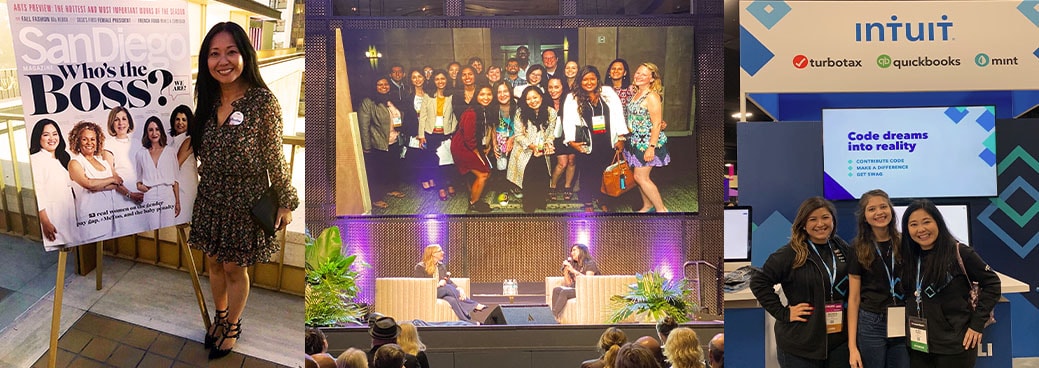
left=624, top=62, right=670, bottom=213
left=664, top=327, right=705, bottom=368
left=335, top=348, right=367, bottom=368
left=397, top=322, right=430, bottom=368
left=581, top=326, right=627, bottom=368
left=414, top=244, right=486, bottom=321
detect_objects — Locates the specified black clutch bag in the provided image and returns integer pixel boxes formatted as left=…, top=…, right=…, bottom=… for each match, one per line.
left=251, top=186, right=279, bottom=237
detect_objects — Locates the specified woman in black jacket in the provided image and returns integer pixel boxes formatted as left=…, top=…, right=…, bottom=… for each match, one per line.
left=902, top=199, right=999, bottom=368
left=750, top=196, right=854, bottom=367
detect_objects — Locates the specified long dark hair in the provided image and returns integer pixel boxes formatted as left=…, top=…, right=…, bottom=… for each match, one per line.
left=430, top=69, right=454, bottom=98
left=902, top=199, right=957, bottom=286
left=168, top=104, right=194, bottom=137
left=191, top=22, right=268, bottom=157
left=853, top=189, right=902, bottom=269
left=141, top=116, right=168, bottom=149
left=472, top=85, right=495, bottom=152
left=571, top=243, right=592, bottom=265
left=574, top=66, right=603, bottom=118
left=406, top=68, right=431, bottom=97
left=518, top=85, right=549, bottom=132
left=789, top=197, right=838, bottom=269
left=29, top=119, right=71, bottom=169
left=608, top=58, right=631, bottom=89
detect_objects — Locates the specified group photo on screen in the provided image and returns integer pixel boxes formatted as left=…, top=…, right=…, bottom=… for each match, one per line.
left=341, top=26, right=697, bottom=215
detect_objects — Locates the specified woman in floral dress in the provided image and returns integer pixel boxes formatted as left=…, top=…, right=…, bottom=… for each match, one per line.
left=624, top=62, right=670, bottom=213
left=188, top=22, right=299, bottom=360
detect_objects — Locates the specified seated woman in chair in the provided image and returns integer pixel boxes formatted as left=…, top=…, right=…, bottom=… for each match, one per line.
left=414, top=244, right=486, bottom=321
left=552, top=243, right=601, bottom=320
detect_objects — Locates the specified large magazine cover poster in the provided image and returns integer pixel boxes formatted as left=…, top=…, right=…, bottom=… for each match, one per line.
left=7, top=0, right=194, bottom=250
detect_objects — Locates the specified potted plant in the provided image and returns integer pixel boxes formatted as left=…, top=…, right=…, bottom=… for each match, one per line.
left=607, top=270, right=694, bottom=323
left=305, top=226, right=368, bottom=327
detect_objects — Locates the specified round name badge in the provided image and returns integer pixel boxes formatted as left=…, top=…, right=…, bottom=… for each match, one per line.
left=229, top=111, right=245, bottom=126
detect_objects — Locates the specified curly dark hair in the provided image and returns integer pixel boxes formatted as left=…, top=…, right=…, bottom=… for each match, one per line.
left=68, top=121, right=106, bottom=155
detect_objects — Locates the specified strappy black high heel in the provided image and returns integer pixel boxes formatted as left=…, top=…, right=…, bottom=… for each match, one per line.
left=209, top=318, right=241, bottom=360
left=204, top=309, right=227, bottom=350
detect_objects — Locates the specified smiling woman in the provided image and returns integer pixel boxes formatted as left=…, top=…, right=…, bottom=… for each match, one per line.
left=750, top=196, right=855, bottom=367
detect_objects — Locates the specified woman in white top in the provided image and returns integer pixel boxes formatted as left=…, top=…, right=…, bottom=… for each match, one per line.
left=169, top=104, right=197, bottom=225
left=135, top=116, right=181, bottom=229
left=29, top=119, right=77, bottom=248
left=105, top=106, right=147, bottom=234
left=561, top=65, right=628, bottom=212
left=418, top=69, right=459, bottom=202
left=68, top=121, right=135, bottom=243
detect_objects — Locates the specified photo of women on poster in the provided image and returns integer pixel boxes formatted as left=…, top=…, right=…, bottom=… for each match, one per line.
left=8, top=1, right=196, bottom=250
left=340, top=26, right=696, bottom=215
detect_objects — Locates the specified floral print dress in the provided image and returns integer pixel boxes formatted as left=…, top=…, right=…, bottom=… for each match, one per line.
left=189, top=87, right=299, bottom=266
left=623, top=92, right=670, bottom=167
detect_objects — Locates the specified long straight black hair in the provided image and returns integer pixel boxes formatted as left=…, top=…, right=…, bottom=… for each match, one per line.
left=190, top=22, right=269, bottom=157
left=901, top=199, right=957, bottom=286
left=29, top=119, right=71, bottom=169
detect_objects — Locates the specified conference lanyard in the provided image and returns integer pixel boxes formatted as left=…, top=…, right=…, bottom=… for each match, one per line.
left=809, top=240, right=837, bottom=300
left=874, top=242, right=902, bottom=303
left=915, top=259, right=923, bottom=317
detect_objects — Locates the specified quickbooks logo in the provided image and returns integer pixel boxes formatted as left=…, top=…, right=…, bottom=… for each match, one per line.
left=877, top=55, right=892, bottom=68
left=855, top=15, right=954, bottom=42
left=876, top=54, right=961, bottom=69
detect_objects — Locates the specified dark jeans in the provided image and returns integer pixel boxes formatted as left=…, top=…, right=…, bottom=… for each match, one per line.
left=776, top=341, right=849, bottom=368
left=856, top=309, right=908, bottom=368
left=908, top=348, right=977, bottom=368
left=364, top=145, right=402, bottom=199
left=438, top=283, right=478, bottom=321
left=551, top=286, right=575, bottom=317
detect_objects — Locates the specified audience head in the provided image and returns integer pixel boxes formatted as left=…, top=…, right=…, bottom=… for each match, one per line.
left=636, top=336, right=666, bottom=368
left=368, top=316, right=401, bottom=346
left=656, top=315, right=679, bottom=343
left=336, top=347, right=368, bottom=368
left=397, top=321, right=427, bottom=356
left=305, top=327, right=328, bottom=355
left=664, top=327, right=705, bottom=368
left=614, top=343, right=663, bottom=368
left=597, top=326, right=627, bottom=355
left=312, top=353, right=337, bottom=368
left=372, top=344, right=406, bottom=368
left=708, top=333, right=724, bottom=368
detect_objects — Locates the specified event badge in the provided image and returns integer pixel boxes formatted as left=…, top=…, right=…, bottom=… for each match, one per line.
left=591, top=115, right=606, bottom=134
left=887, top=306, right=906, bottom=337
left=909, top=316, right=928, bottom=352
left=825, top=302, right=843, bottom=334
left=392, top=116, right=402, bottom=127
left=434, top=116, right=445, bottom=133
left=228, top=111, right=244, bottom=126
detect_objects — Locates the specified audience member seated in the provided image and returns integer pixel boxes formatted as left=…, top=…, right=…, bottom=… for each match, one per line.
left=663, top=327, right=704, bottom=368
left=397, top=321, right=431, bottom=368
left=314, top=353, right=338, bottom=368
left=306, top=327, right=338, bottom=367
left=636, top=336, right=668, bottom=368
left=367, top=316, right=420, bottom=368
left=306, top=355, right=318, bottom=368
left=656, top=316, right=679, bottom=344
left=581, top=327, right=627, bottom=368
left=708, top=333, right=723, bottom=368
left=613, top=343, right=663, bottom=368
left=337, top=348, right=368, bottom=368
left=373, top=344, right=407, bottom=368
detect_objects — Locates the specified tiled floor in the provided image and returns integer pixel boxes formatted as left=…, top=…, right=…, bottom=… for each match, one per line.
left=30, top=312, right=287, bottom=368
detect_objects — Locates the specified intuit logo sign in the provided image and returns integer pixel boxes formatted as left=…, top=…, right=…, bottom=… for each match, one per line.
left=855, top=15, right=954, bottom=42
left=792, top=54, right=863, bottom=69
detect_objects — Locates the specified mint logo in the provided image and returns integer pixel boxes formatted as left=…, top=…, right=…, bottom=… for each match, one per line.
left=877, top=54, right=892, bottom=68
left=975, top=53, right=990, bottom=67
